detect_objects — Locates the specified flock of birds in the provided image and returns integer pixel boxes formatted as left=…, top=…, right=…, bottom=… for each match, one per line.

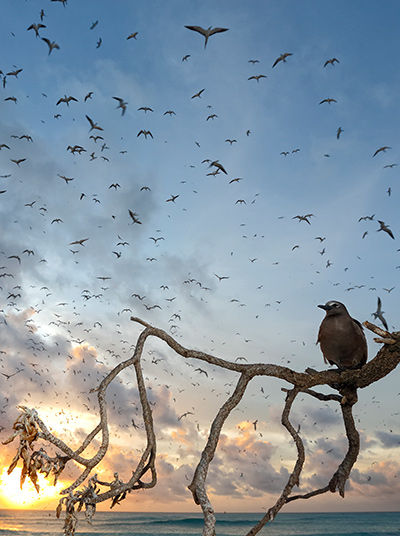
left=0, top=1, right=398, bottom=501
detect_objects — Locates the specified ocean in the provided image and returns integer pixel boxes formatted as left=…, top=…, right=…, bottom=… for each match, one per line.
left=0, top=510, right=399, bottom=536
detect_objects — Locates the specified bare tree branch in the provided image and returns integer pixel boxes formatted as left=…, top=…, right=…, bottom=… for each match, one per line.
left=2, top=319, right=400, bottom=536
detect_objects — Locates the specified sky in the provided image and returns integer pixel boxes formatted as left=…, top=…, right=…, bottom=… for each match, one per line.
left=0, top=0, right=399, bottom=516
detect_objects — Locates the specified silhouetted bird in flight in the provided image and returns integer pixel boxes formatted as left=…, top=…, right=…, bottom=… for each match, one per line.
left=185, top=25, right=229, bottom=48
left=372, top=297, right=388, bottom=331
left=272, top=52, right=292, bottom=67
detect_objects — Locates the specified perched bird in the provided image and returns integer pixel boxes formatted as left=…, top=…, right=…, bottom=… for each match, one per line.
left=185, top=25, right=229, bottom=48
left=317, top=301, right=367, bottom=369
left=372, top=297, right=388, bottom=331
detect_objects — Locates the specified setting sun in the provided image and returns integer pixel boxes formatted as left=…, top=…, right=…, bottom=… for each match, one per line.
left=0, top=467, right=65, bottom=509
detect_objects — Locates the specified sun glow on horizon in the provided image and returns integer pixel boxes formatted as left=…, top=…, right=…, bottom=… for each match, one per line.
left=0, top=467, right=66, bottom=509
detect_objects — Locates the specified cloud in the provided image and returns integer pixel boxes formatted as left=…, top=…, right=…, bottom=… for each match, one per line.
left=375, top=430, right=400, bottom=449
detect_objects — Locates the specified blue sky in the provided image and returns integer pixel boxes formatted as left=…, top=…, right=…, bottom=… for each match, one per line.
left=0, top=0, right=399, bottom=514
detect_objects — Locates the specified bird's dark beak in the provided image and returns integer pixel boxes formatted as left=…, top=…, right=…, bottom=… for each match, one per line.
left=318, top=304, right=330, bottom=311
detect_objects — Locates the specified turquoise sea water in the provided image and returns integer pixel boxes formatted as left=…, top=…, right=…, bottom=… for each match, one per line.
left=0, top=510, right=399, bottom=536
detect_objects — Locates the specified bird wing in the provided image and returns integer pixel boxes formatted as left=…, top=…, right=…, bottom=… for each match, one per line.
left=272, top=57, right=282, bottom=67
left=209, top=27, right=229, bottom=35
left=185, top=25, right=207, bottom=36
left=86, top=115, right=94, bottom=128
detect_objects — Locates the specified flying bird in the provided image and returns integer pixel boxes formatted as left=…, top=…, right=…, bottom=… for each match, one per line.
left=185, top=25, right=229, bottom=48
left=58, top=174, right=74, bottom=183
left=191, top=88, right=205, bottom=99
left=319, top=97, right=337, bottom=104
left=336, top=127, right=343, bottom=139
left=209, top=160, right=227, bottom=174
left=373, top=146, right=391, bottom=157
left=128, top=209, right=142, bottom=224
left=292, top=214, right=314, bottom=224
left=113, top=97, right=128, bottom=115
left=372, top=297, right=388, bottom=331
left=127, top=32, right=138, bottom=40
left=214, top=274, right=229, bottom=281
left=69, top=238, right=89, bottom=246
left=56, top=95, right=78, bottom=106
left=86, top=115, right=103, bottom=131
left=42, top=37, right=60, bottom=55
left=166, top=194, right=179, bottom=203
left=27, top=23, right=46, bottom=37
left=317, top=301, right=367, bottom=369
left=272, top=52, right=292, bottom=67
left=137, top=130, right=153, bottom=139
left=377, top=220, right=394, bottom=239
left=324, top=58, right=339, bottom=67
left=10, top=158, right=26, bottom=166
left=6, top=68, right=23, bottom=78
left=248, top=74, right=267, bottom=82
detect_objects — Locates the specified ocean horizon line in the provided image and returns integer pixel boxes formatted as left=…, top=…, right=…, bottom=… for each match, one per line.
left=1, top=508, right=399, bottom=514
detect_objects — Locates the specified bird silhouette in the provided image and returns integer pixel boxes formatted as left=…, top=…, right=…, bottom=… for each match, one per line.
left=86, top=115, right=103, bottom=131
left=377, top=220, right=394, bottom=239
left=372, top=297, right=388, bottom=331
left=112, top=97, right=127, bottom=115
left=185, top=25, right=229, bottom=48
left=42, top=37, right=60, bottom=55
left=27, top=23, right=46, bottom=37
left=373, top=146, right=391, bottom=157
left=324, top=58, right=339, bottom=67
left=248, top=74, right=267, bottom=82
left=272, top=52, right=292, bottom=67
left=191, top=88, right=205, bottom=99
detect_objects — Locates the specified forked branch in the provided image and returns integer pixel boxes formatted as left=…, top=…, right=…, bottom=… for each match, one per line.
left=2, top=319, right=399, bottom=536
